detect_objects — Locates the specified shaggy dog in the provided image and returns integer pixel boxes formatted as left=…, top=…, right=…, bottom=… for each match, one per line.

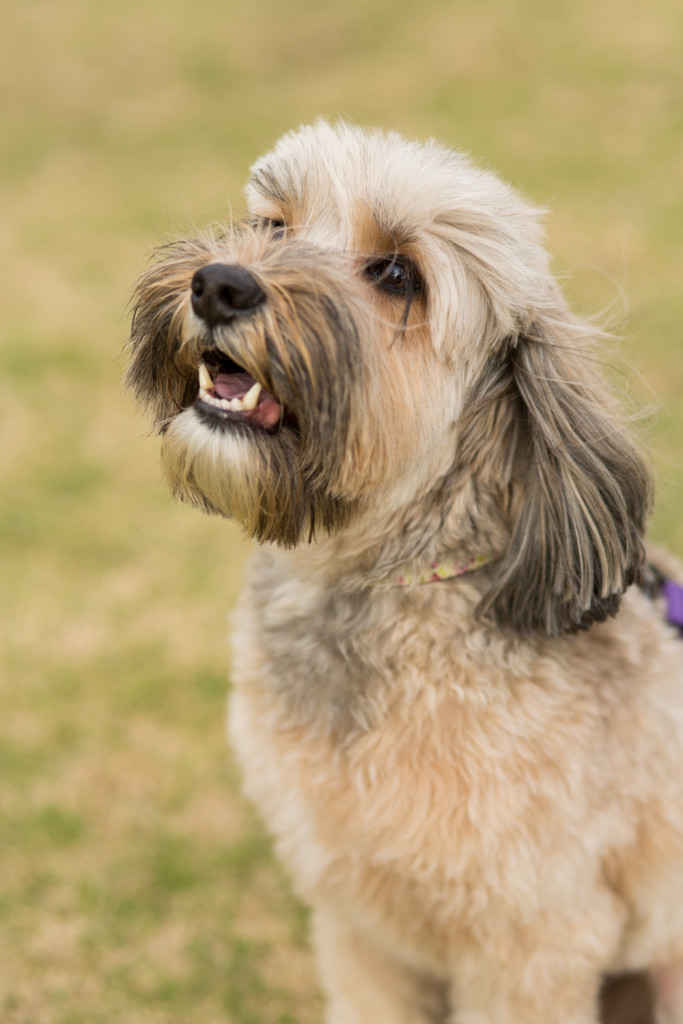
left=127, top=121, right=683, bottom=1024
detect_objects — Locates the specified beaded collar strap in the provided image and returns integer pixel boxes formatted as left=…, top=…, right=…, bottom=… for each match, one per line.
left=379, top=556, right=683, bottom=632
left=391, top=553, right=500, bottom=588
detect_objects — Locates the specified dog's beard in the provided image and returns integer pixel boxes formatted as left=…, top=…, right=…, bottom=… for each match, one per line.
left=160, top=403, right=357, bottom=546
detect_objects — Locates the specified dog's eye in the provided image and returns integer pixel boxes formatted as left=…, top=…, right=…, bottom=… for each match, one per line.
left=264, top=218, right=286, bottom=238
left=366, top=258, right=421, bottom=296
left=252, top=217, right=286, bottom=239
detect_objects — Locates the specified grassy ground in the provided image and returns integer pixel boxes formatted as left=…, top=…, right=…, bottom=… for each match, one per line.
left=1, top=0, right=682, bottom=1020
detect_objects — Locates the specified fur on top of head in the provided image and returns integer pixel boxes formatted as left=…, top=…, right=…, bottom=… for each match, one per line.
left=127, top=119, right=652, bottom=636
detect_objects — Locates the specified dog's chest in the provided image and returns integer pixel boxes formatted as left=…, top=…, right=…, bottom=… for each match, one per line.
left=230, top=573, right=627, bottom=961
left=230, top=658, right=609, bottom=971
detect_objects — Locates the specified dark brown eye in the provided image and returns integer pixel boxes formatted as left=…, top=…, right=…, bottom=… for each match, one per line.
left=253, top=217, right=286, bottom=238
left=265, top=219, right=285, bottom=240
left=366, top=257, right=421, bottom=296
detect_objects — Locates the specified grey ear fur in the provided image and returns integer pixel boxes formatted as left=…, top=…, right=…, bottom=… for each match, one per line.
left=462, top=317, right=653, bottom=636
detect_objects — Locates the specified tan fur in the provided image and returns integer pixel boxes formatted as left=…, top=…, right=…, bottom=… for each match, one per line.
left=128, top=121, right=683, bottom=1023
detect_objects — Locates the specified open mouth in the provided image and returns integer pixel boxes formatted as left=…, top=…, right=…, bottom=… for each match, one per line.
left=195, top=350, right=283, bottom=431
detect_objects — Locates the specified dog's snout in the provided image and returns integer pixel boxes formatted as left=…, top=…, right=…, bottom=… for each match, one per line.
left=191, top=263, right=266, bottom=326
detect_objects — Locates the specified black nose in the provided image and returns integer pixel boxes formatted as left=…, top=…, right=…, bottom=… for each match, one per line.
left=190, top=264, right=266, bottom=326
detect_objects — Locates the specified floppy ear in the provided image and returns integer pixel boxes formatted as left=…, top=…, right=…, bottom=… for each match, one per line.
left=460, top=313, right=653, bottom=635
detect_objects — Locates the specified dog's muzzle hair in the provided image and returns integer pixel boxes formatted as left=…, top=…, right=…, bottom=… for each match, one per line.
left=127, top=227, right=380, bottom=545
left=127, top=120, right=653, bottom=636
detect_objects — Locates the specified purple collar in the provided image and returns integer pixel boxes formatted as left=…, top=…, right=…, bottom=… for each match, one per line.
left=663, top=580, right=683, bottom=632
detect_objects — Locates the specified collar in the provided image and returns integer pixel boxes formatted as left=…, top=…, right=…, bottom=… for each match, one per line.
left=385, top=552, right=499, bottom=588
left=663, top=580, right=683, bottom=633
left=640, top=564, right=683, bottom=634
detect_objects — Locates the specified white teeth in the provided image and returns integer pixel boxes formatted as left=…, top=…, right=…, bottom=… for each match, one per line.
left=198, top=362, right=213, bottom=390
left=197, top=372, right=263, bottom=415
left=241, top=381, right=262, bottom=410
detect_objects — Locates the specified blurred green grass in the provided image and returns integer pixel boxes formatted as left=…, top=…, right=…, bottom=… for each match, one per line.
left=1, top=0, right=682, bottom=1020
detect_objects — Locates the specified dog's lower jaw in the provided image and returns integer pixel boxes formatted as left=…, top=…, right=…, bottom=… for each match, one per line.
left=159, top=405, right=360, bottom=545
left=157, top=367, right=483, bottom=559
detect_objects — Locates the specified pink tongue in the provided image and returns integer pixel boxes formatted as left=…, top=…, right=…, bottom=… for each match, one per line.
left=213, top=372, right=253, bottom=401
left=212, top=372, right=283, bottom=429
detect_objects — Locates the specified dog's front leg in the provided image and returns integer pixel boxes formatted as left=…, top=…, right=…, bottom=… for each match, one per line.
left=312, top=907, right=449, bottom=1024
left=447, top=947, right=607, bottom=1024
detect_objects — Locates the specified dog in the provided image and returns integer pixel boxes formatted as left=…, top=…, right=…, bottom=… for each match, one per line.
left=127, top=120, right=683, bottom=1024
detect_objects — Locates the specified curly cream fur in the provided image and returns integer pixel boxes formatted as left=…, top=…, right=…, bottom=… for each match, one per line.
left=128, top=121, right=683, bottom=1024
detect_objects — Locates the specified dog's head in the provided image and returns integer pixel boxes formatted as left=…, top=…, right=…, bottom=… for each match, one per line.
left=127, top=120, right=652, bottom=635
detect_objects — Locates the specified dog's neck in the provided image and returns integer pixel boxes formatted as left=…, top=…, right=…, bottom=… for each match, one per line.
left=263, top=493, right=506, bottom=596
left=254, top=467, right=511, bottom=594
